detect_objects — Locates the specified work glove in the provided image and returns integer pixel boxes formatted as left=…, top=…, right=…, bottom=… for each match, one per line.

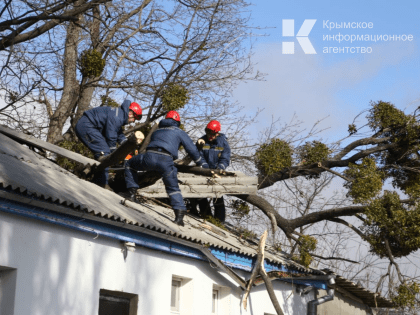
left=197, top=139, right=205, bottom=149
left=201, top=163, right=209, bottom=169
left=135, top=131, right=145, bottom=144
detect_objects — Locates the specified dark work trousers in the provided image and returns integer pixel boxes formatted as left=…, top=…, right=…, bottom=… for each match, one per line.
left=125, top=152, right=186, bottom=211
left=198, top=197, right=226, bottom=222
left=75, top=115, right=109, bottom=186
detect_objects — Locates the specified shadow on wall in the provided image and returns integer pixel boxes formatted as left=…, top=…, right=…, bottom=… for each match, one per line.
left=0, top=211, right=170, bottom=315
left=248, top=279, right=311, bottom=315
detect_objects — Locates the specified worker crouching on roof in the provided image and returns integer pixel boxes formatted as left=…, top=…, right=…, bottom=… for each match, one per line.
left=124, top=110, right=205, bottom=226
left=196, top=120, right=231, bottom=223
left=75, top=100, right=142, bottom=189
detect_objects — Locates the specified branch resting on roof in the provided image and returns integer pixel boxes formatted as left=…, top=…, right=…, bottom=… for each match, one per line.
left=242, top=230, right=285, bottom=315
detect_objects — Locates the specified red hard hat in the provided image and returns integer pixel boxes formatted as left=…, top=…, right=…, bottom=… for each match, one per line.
left=129, top=102, right=142, bottom=120
left=166, top=110, right=181, bottom=122
left=206, top=120, right=221, bottom=133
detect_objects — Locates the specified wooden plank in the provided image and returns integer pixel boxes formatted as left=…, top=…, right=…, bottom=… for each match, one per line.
left=0, top=125, right=99, bottom=166
left=140, top=183, right=256, bottom=193
left=138, top=191, right=252, bottom=198
left=200, top=247, right=247, bottom=290
left=177, top=175, right=258, bottom=186
left=183, top=184, right=256, bottom=194
left=138, top=184, right=256, bottom=198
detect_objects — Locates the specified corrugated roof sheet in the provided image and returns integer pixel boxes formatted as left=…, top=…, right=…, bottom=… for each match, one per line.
left=323, top=269, right=394, bottom=307
left=0, top=132, right=316, bottom=272
left=0, top=129, right=396, bottom=307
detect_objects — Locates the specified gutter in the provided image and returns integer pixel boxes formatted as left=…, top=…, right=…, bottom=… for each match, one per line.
left=307, top=277, right=335, bottom=315
left=0, top=190, right=320, bottom=292
left=0, top=192, right=248, bottom=287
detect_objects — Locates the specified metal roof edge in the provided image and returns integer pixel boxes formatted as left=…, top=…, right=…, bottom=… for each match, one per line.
left=0, top=190, right=316, bottom=277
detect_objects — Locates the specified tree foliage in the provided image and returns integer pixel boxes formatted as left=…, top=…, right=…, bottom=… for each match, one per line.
left=362, top=191, right=420, bottom=258
left=79, top=49, right=105, bottom=78
left=344, top=157, right=384, bottom=204
left=391, top=282, right=420, bottom=309
left=297, top=140, right=330, bottom=165
left=292, top=235, right=317, bottom=268
left=161, top=83, right=190, bottom=112
left=255, top=139, right=293, bottom=176
left=57, top=140, right=94, bottom=171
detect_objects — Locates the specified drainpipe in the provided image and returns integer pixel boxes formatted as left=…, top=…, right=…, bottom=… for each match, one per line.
left=307, top=277, right=335, bottom=315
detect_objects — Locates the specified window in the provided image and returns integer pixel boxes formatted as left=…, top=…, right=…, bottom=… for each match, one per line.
left=98, top=289, right=138, bottom=315
left=212, top=289, right=219, bottom=314
left=0, top=266, right=17, bottom=315
left=212, top=284, right=231, bottom=315
left=170, top=276, right=193, bottom=315
left=171, top=279, right=181, bottom=313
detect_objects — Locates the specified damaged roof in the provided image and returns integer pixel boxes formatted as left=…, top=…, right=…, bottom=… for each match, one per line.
left=0, top=129, right=312, bottom=273
left=0, top=127, right=396, bottom=307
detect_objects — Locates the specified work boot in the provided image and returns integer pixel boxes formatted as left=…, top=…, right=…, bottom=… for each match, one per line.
left=173, top=209, right=185, bottom=227
left=96, top=152, right=107, bottom=163
left=128, top=187, right=138, bottom=202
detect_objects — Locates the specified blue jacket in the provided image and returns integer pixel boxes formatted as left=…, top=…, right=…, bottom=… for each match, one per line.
left=147, top=119, right=203, bottom=165
left=83, top=100, right=130, bottom=150
left=198, top=133, right=230, bottom=170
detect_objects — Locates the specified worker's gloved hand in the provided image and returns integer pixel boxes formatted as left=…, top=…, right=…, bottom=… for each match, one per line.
left=197, top=139, right=205, bottom=149
left=201, top=163, right=209, bottom=169
left=135, top=131, right=145, bottom=144
left=128, top=187, right=138, bottom=201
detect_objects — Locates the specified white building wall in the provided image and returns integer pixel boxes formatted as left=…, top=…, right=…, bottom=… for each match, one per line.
left=0, top=211, right=313, bottom=315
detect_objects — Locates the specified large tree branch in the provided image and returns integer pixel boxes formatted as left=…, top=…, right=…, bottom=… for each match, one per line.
left=258, top=143, right=399, bottom=189
left=235, top=194, right=295, bottom=238
left=242, top=230, right=285, bottom=315
left=311, top=253, right=360, bottom=264
left=0, top=0, right=112, bottom=50
left=332, top=136, right=392, bottom=161
left=287, top=206, right=365, bottom=230
left=326, top=217, right=368, bottom=240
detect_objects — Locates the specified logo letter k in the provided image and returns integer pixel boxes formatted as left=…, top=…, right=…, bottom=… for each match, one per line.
left=282, top=19, right=316, bottom=54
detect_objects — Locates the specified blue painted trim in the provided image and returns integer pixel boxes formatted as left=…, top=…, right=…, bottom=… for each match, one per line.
left=278, top=279, right=328, bottom=290
left=0, top=197, right=204, bottom=261
left=209, top=247, right=327, bottom=289
left=0, top=195, right=326, bottom=290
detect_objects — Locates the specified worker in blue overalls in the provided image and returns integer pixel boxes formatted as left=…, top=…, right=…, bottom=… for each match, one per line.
left=124, top=110, right=205, bottom=226
left=75, top=100, right=142, bottom=189
left=196, top=120, right=231, bottom=223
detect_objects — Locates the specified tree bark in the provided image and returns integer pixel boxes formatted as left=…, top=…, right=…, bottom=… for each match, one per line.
left=241, top=230, right=285, bottom=315
left=46, top=8, right=81, bottom=144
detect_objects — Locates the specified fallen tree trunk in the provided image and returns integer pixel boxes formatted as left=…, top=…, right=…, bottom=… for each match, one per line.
left=138, top=123, right=158, bottom=154
left=94, top=134, right=139, bottom=173
left=75, top=133, right=139, bottom=178
left=175, top=165, right=236, bottom=177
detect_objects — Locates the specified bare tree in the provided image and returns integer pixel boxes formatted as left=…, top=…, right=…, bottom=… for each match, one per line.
left=1, top=1, right=419, bottom=311
left=0, top=0, right=112, bottom=50
left=0, top=0, right=260, bottom=143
